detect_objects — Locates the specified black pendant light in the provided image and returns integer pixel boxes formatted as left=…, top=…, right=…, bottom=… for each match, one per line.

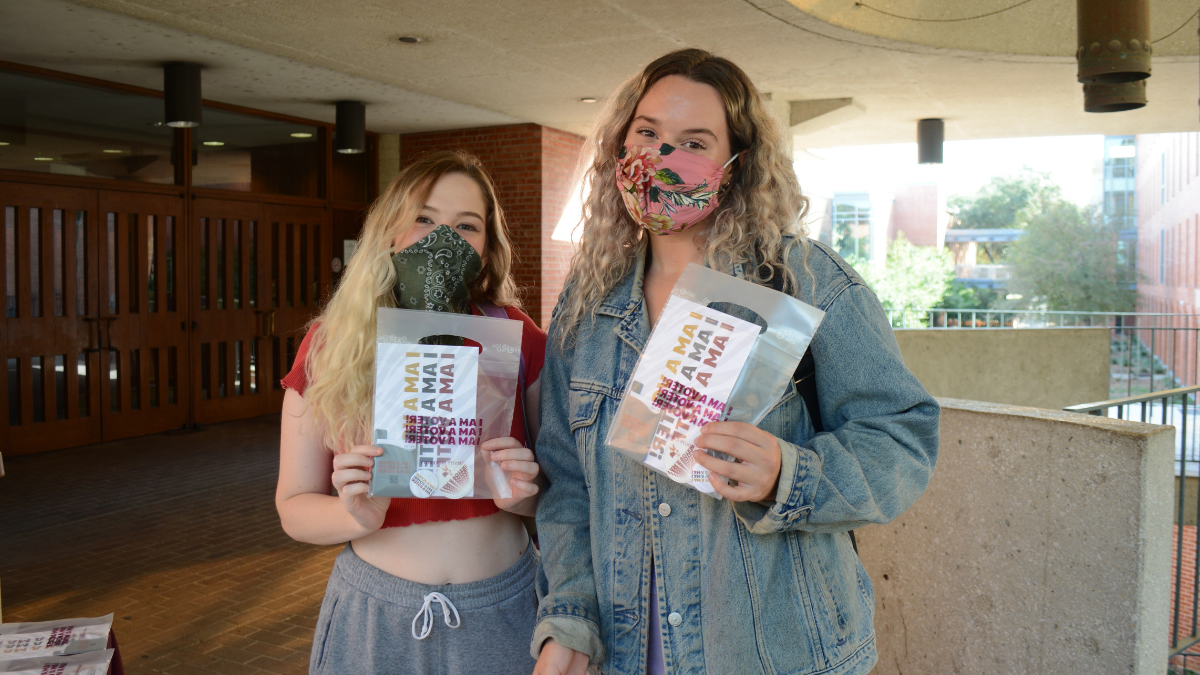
left=917, top=119, right=944, bottom=164
left=1076, top=0, right=1151, bottom=85
left=164, top=62, right=202, bottom=128
left=335, top=101, right=366, bottom=154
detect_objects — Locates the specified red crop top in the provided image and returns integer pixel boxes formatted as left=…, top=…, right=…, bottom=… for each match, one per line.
left=281, top=305, right=547, bottom=528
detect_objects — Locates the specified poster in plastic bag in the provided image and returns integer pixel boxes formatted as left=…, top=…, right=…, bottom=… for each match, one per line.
left=607, top=263, right=824, bottom=497
left=369, top=308, right=522, bottom=500
left=0, top=649, right=114, bottom=675
left=0, top=615, right=112, bottom=661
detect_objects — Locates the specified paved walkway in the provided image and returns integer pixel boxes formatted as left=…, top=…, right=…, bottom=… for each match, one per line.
left=0, top=415, right=339, bottom=674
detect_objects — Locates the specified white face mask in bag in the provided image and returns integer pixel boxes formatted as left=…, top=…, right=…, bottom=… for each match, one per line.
left=605, top=263, right=824, bottom=497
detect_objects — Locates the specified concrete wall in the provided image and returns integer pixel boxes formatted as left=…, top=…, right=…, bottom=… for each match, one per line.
left=894, top=327, right=1110, bottom=410
left=859, top=398, right=1174, bottom=675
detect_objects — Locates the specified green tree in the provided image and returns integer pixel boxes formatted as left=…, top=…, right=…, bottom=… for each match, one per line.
left=1006, top=202, right=1137, bottom=312
left=851, top=233, right=954, bottom=325
left=948, top=170, right=1061, bottom=230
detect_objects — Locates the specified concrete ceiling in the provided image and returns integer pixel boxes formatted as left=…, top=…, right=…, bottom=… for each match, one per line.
left=0, top=0, right=1197, bottom=148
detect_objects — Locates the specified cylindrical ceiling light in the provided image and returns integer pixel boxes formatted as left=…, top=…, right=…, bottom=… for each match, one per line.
left=1083, top=79, right=1147, bottom=112
left=1076, top=0, right=1151, bottom=85
left=917, top=118, right=944, bottom=164
left=163, top=62, right=202, bottom=128
left=335, top=101, right=366, bottom=154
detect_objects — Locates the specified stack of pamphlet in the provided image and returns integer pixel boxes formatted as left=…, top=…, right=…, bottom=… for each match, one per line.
left=0, top=615, right=117, bottom=674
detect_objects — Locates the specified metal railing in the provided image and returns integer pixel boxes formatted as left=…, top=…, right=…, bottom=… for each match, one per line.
left=888, top=310, right=1200, bottom=395
left=1065, top=386, right=1200, bottom=669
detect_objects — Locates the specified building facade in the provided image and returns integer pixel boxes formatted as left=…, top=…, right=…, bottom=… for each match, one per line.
left=1136, top=131, right=1200, bottom=387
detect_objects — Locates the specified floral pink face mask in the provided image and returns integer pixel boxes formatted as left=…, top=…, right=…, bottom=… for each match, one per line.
left=615, top=143, right=738, bottom=235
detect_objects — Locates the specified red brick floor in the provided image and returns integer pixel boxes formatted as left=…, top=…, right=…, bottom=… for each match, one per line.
left=0, top=415, right=340, bottom=674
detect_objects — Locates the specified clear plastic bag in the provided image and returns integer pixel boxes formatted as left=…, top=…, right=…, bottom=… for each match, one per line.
left=606, top=263, right=824, bottom=497
left=0, top=614, right=112, bottom=660
left=369, top=308, right=523, bottom=500
left=0, top=649, right=114, bottom=674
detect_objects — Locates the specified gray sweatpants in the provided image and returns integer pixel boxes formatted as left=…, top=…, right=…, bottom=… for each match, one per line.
left=309, top=542, right=539, bottom=675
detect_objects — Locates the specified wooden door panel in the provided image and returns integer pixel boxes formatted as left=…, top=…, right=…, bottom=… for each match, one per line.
left=190, top=199, right=278, bottom=424
left=96, top=191, right=189, bottom=441
left=260, top=204, right=330, bottom=415
left=1, top=182, right=103, bottom=455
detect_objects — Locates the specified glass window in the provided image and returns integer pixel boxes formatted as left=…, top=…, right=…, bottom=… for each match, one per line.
left=0, top=70, right=175, bottom=184
left=832, top=193, right=871, bottom=262
left=192, top=108, right=321, bottom=198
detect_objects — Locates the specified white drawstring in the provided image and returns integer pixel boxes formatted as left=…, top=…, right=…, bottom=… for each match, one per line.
left=411, top=592, right=461, bottom=640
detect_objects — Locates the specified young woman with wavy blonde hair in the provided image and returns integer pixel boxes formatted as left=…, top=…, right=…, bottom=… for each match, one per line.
left=533, top=49, right=939, bottom=675
left=276, top=150, right=547, bottom=675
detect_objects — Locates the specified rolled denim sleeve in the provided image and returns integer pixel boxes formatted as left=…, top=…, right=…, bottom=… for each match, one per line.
left=733, top=282, right=940, bottom=535
left=531, top=327, right=605, bottom=664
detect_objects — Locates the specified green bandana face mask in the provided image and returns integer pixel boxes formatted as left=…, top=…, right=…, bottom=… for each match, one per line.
left=391, top=224, right=483, bottom=316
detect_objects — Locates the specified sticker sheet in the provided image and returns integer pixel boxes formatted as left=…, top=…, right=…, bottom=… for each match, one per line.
left=629, top=296, right=760, bottom=494
left=372, top=342, right=480, bottom=499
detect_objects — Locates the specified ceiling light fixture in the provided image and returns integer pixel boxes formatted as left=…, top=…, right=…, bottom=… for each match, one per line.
left=202, top=141, right=224, bottom=146
left=335, top=101, right=366, bottom=154
left=1076, top=0, right=1150, bottom=86
left=164, top=62, right=203, bottom=128
left=103, top=149, right=123, bottom=154
left=0, top=142, right=9, bottom=146
left=397, top=36, right=423, bottom=44
left=917, top=118, right=944, bottom=164
left=580, top=97, right=598, bottom=103
left=33, top=156, right=53, bottom=161
left=290, top=132, right=313, bottom=138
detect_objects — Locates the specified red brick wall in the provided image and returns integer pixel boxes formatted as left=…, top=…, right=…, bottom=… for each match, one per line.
left=1170, top=524, right=1200, bottom=664
left=540, top=127, right=585, bottom=327
left=1136, top=132, right=1200, bottom=387
left=400, top=123, right=584, bottom=327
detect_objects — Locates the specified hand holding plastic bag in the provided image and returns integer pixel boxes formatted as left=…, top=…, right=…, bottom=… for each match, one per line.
left=606, top=263, right=824, bottom=497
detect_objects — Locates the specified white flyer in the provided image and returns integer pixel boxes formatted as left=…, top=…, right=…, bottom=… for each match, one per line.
left=629, top=296, right=760, bottom=494
left=372, top=343, right=480, bottom=499
left=0, top=615, right=111, bottom=661
left=0, top=649, right=114, bottom=675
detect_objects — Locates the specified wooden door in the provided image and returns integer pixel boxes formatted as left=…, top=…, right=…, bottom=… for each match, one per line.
left=96, top=191, right=190, bottom=440
left=190, top=198, right=278, bottom=424
left=259, top=203, right=330, bottom=414
left=1, top=183, right=103, bottom=455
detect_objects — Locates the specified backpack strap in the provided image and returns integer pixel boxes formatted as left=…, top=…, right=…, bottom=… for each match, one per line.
left=474, top=302, right=531, bottom=446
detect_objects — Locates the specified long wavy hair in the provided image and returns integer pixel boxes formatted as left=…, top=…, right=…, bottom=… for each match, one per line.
left=558, top=48, right=809, bottom=343
left=303, top=150, right=520, bottom=452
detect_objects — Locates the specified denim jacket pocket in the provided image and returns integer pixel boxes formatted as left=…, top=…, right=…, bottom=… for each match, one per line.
left=568, top=380, right=616, bottom=489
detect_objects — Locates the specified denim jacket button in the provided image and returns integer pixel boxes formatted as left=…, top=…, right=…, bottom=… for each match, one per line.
left=658, top=502, right=671, bottom=517
left=667, top=612, right=683, bottom=627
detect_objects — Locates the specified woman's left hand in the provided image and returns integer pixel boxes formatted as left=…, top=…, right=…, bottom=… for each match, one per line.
left=484, top=437, right=541, bottom=515
left=693, top=421, right=783, bottom=503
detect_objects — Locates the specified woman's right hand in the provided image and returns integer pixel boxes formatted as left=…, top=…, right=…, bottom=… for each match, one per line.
left=533, top=640, right=589, bottom=675
left=331, top=445, right=391, bottom=531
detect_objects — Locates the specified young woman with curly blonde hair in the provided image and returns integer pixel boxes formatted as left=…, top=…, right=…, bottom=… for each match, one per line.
left=276, top=150, right=546, bottom=675
left=533, top=49, right=939, bottom=675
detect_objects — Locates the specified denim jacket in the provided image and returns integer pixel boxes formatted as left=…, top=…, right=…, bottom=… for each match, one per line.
left=533, top=238, right=940, bottom=675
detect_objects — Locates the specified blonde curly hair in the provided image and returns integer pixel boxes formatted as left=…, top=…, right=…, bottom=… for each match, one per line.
left=557, top=48, right=809, bottom=343
left=302, top=150, right=520, bottom=452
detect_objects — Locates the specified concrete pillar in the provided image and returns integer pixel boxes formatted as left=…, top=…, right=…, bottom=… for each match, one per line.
left=859, top=398, right=1174, bottom=674
left=400, top=123, right=584, bottom=327
left=378, top=133, right=400, bottom=195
